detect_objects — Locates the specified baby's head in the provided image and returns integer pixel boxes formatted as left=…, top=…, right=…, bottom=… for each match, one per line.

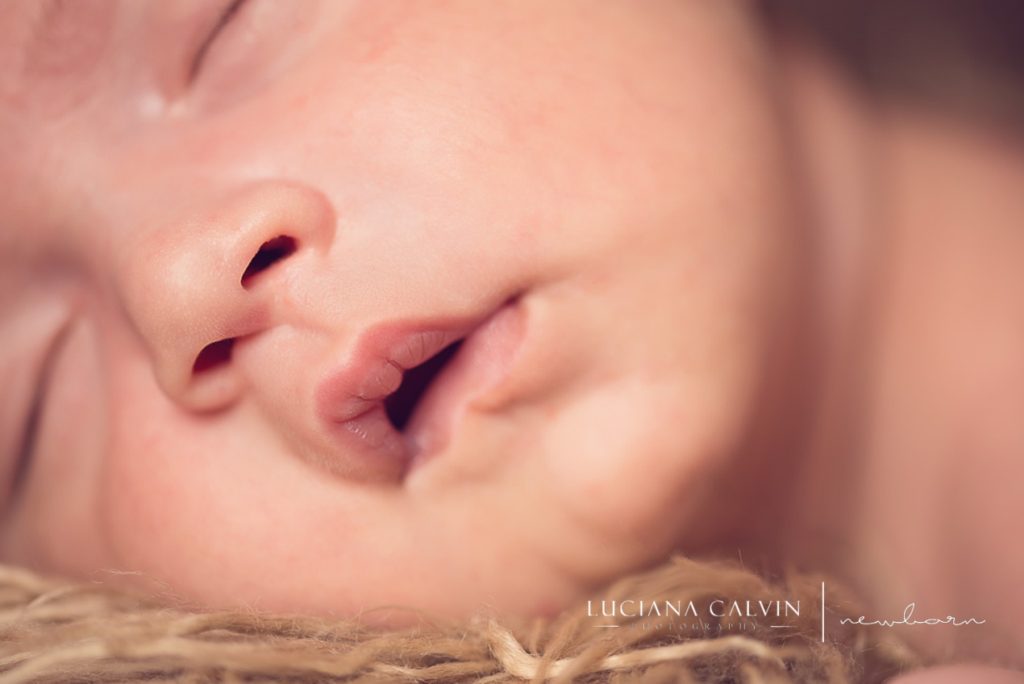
left=0, top=1, right=803, bottom=619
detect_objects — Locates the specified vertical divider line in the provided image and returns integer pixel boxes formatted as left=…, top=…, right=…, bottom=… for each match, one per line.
left=821, top=581, right=826, bottom=642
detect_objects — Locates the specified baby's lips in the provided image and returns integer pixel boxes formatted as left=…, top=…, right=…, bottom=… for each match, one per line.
left=356, top=360, right=403, bottom=403
left=315, top=327, right=470, bottom=423
left=460, top=301, right=529, bottom=412
left=308, top=309, right=513, bottom=481
left=404, top=299, right=529, bottom=468
left=316, top=359, right=398, bottom=423
left=389, top=330, right=464, bottom=369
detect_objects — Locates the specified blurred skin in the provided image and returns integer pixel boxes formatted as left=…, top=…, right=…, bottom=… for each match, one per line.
left=0, top=2, right=1021, bottom=681
left=0, top=0, right=799, bottom=618
left=778, top=39, right=1024, bottom=673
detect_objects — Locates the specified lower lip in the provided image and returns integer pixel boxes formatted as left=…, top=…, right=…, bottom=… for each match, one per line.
left=317, top=403, right=410, bottom=482
left=403, top=299, right=527, bottom=471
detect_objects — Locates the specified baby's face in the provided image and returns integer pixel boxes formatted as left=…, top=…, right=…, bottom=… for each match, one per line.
left=0, top=1, right=800, bottom=618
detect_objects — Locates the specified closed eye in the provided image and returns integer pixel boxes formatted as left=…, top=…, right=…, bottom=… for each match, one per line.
left=188, top=0, right=250, bottom=82
left=10, top=321, right=73, bottom=499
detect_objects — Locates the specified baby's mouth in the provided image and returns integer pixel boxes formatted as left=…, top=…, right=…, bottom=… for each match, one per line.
left=313, top=300, right=524, bottom=481
left=384, top=339, right=463, bottom=431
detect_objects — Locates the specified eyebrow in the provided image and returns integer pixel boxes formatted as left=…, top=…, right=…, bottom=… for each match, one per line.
left=0, top=0, right=116, bottom=114
left=21, top=0, right=75, bottom=67
left=18, top=0, right=114, bottom=82
left=32, top=0, right=74, bottom=35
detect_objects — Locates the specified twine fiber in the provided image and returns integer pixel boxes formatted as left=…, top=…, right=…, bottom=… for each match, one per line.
left=0, top=556, right=921, bottom=683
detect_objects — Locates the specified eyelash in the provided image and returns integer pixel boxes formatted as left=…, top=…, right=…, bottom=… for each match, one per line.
left=12, top=322, right=74, bottom=495
left=188, top=0, right=250, bottom=82
left=13, top=379, right=46, bottom=493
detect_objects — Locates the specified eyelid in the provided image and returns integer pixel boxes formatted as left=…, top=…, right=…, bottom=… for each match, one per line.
left=9, top=319, right=75, bottom=498
left=188, top=0, right=250, bottom=83
left=183, top=0, right=326, bottom=114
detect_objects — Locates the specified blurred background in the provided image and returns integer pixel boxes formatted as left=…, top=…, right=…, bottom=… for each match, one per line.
left=765, top=0, right=1024, bottom=137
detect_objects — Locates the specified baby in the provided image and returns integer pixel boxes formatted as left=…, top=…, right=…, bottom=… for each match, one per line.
left=1, top=1, right=1021, bottom=681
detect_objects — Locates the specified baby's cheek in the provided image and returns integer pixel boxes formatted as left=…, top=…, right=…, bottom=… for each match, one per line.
left=95, top=376, right=425, bottom=617
left=539, top=379, right=733, bottom=556
left=95, top=358, right=294, bottom=603
left=98, top=389, right=227, bottom=588
left=0, top=320, right=112, bottom=575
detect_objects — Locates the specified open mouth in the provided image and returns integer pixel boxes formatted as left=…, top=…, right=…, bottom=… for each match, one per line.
left=384, top=339, right=463, bottom=431
left=314, top=320, right=479, bottom=479
left=313, top=299, right=525, bottom=481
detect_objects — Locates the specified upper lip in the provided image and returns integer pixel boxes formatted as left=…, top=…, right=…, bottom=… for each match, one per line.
left=314, top=316, right=482, bottom=428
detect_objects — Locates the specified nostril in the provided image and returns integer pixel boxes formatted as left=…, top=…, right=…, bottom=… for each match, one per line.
left=241, top=235, right=297, bottom=288
left=193, top=338, right=235, bottom=374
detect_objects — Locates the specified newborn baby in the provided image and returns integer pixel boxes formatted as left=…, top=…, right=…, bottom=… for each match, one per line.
left=1, top=1, right=1021, bottom=680
left=1, top=0, right=798, bottom=615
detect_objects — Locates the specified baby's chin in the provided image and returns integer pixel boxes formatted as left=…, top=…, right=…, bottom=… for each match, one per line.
left=93, top=384, right=689, bottom=624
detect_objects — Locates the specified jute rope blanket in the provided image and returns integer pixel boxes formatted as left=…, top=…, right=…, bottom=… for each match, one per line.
left=0, top=556, right=919, bottom=683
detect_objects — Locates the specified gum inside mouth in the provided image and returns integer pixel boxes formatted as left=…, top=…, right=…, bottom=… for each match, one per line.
left=384, top=339, right=463, bottom=431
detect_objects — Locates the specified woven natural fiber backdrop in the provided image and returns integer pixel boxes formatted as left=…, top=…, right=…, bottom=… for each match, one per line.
left=0, top=556, right=921, bottom=683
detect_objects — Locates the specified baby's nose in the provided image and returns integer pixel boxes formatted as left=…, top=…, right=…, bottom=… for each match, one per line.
left=118, top=181, right=336, bottom=412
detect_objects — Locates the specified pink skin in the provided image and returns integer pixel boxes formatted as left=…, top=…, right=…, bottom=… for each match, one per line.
left=0, top=2, right=1022, bottom=680
left=0, top=1, right=795, bottom=620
